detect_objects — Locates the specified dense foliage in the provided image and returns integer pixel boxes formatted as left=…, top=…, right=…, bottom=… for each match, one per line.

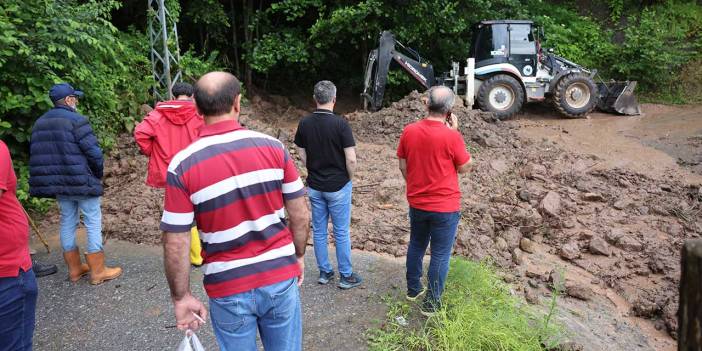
left=0, top=0, right=216, bottom=208
left=114, top=0, right=699, bottom=102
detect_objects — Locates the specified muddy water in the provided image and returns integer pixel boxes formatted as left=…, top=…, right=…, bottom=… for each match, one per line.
left=513, top=104, right=702, bottom=184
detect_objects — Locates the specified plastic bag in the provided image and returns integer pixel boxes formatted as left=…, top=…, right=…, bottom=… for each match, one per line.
left=176, top=331, right=205, bottom=351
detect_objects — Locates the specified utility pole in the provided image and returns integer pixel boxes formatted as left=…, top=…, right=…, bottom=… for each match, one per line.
left=148, top=0, right=182, bottom=102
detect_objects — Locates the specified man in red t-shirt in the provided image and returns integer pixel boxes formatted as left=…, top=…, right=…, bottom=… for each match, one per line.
left=0, top=140, right=37, bottom=349
left=397, top=86, right=473, bottom=316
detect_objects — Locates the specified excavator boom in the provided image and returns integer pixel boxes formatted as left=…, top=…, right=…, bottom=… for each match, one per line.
left=362, top=31, right=435, bottom=111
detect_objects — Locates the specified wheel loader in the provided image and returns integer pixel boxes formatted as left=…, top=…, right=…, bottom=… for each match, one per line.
left=362, top=20, right=640, bottom=119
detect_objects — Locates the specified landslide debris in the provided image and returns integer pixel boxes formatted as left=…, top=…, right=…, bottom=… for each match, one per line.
left=343, top=91, right=700, bottom=339
left=96, top=91, right=699, bottom=339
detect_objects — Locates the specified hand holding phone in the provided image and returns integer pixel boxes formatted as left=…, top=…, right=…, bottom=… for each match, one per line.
left=445, top=112, right=458, bottom=130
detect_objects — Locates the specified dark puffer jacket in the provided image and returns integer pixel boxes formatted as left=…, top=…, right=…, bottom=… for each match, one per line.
left=29, top=105, right=104, bottom=198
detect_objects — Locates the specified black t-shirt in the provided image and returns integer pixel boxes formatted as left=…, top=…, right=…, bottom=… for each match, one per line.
left=294, top=109, right=355, bottom=192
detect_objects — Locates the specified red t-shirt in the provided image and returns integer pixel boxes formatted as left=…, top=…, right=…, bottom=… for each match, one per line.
left=0, top=140, right=31, bottom=278
left=397, top=119, right=471, bottom=213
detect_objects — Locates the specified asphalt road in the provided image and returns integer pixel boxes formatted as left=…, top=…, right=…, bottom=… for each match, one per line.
left=31, top=233, right=405, bottom=351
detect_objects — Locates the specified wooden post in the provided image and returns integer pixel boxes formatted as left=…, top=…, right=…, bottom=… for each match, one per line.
left=679, top=239, right=702, bottom=350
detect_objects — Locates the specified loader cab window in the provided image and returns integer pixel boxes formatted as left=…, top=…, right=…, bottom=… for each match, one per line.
left=509, top=24, right=536, bottom=55
left=472, top=24, right=509, bottom=61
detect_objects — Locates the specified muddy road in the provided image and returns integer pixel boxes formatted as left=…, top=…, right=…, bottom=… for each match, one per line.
left=514, top=103, right=702, bottom=181
left=41, top=94, right=701, bottom=350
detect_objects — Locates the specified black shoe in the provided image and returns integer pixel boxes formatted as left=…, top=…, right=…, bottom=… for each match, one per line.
left=318, top=270, right=334, bottom=285
left=32, top=259, right=58, bottom=277
left=406, top=286, right=427, bottom=301
left=338, top=272, right=362, bottom=289
left=420, top=298, right=440, bottom=317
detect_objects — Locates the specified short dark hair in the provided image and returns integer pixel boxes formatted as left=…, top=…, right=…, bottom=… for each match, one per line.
left=171, top=82, right=193, bottom=97
left=194, top=75, right=241, bottom=117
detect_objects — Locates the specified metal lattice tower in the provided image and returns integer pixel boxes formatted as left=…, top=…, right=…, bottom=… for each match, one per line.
left=148, top=0, right=182, bottom=102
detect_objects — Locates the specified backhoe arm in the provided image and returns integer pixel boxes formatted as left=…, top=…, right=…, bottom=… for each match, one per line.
left=362, top=31, right=435, bottom=111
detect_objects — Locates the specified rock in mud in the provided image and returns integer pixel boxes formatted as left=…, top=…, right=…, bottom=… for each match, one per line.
left=548, top=270, right=566, bottom=292
left=520, top=163, right=548, bottom=180
left=565, top=283, right=594, bottom=301
left=539, top=191, right=561, bottom=217
left=588, top=237, right=611, bottom=256
left=559, top=242, right=580, bottom=261
left=581, top=192, right=605, bottom=202
left=616, top=235, right=644, bottom=252
left=520, top=238, right=535, bottom=254
left=606, top=228, right=625, bottom=243
left=632, top=298, right=658, bottom=318
left=501, top=227, right=522, bottom=250
left=517, top=189, right=531, bottom=202
left=489, top=159, right=509, bottom=173
left=613, top=199, right=630, bottom=210
left=524, top=288, right=540, bottom=305
left=495, top=237, right=508, bottom=251
left=550, top=341, right=585, bottom=351
left=512, top=248, right=525, bottom=265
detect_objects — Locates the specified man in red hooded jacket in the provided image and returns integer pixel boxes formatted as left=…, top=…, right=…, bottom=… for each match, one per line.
left=134, top=82, right=205, bottom=265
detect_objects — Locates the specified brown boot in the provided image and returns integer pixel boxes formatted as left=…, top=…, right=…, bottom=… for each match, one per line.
left=84, top=251, right=122, bottom=285
left=63, top=249, right=89, bottom=282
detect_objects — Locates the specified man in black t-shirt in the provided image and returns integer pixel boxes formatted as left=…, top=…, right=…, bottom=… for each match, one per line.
left=294, top=80, right=362, bottom=290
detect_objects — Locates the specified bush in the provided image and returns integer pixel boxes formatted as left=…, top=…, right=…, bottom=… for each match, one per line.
left=0, top=0, right=222, bottom=210
left=368, top=258, right=563, bottom=351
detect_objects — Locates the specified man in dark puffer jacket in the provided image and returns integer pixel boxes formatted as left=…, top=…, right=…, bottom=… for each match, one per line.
left=29, top=83, right=122, bottom=285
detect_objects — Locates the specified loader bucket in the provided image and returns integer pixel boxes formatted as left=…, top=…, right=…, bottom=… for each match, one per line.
left=596, top=81, right=641, bottom=115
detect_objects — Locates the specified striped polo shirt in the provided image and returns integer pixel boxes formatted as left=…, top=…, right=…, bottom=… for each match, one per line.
left=160, top=119, right=305, bottom=298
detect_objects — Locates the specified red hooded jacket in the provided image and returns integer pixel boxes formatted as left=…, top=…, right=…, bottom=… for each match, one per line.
left=134, top=100, right=204, bottom=188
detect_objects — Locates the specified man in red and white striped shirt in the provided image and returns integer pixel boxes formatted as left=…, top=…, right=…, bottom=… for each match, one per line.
left=161, top=72, right=309, bottom=351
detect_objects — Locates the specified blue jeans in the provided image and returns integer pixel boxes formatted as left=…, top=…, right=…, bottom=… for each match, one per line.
left=406, top=207, right=460, bottom=302
left=308, top=181, right=353, bottom=276
left=209, top=278, right=301, bottom=351
left=0, top=269, right=37, bottom=351
left=57, top=196, right=103, bottom=253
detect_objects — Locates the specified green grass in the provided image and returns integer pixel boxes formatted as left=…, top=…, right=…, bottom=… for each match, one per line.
left=368, top=258, right=563, bottom=351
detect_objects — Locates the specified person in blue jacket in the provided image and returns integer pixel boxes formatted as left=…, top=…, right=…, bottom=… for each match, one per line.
left=29, top=83, right=122, bottom=285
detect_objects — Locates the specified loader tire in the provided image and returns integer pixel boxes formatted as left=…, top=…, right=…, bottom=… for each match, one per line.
left=551, top=73, right=598, bottom=118
left=477, top=74, right=524, bottom=119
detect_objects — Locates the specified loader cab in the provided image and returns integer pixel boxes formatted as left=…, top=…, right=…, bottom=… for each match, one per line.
left=469, top=20, right=537, bottom=77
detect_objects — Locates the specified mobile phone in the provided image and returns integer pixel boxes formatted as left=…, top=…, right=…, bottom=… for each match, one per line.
left=445, top=110, right=452, bottom=125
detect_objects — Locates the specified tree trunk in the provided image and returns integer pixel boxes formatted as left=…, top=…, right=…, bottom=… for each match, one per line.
left=679, top=239, right=702, bottom=351
left=229, top=0, right=240, bottom=77
left=243, top=0, right=253, bottom=89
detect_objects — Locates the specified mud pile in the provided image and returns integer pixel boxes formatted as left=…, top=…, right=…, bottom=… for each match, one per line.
left=347, top=91, right=511, bottom=148
left=97, top=92, right=700, bottom=339
left=343, top=91, right=700, bottom=338
left=99, top=110, right=299, bottom=246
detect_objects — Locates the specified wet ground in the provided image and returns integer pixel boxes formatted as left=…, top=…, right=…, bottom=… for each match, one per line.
left=30, top=228, right=402, bottom=351
left=30, top=97, right=702, bottom=350
left=514, top=103, right=702, bottom=182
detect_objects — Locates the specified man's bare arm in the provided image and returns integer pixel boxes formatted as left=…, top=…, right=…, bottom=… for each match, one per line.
left=163, top=231, right=191, bottom=300
left=297, top=147, right=307, bottom=166
left=457, top=158, right=474, bottom=174
left=398, top=158, right=407, bottom=180
left=285, top=196, right=310, bottom=286
left=344, top=147, right=357, bottom=179
left=285, top=196, right=309, bottom=258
